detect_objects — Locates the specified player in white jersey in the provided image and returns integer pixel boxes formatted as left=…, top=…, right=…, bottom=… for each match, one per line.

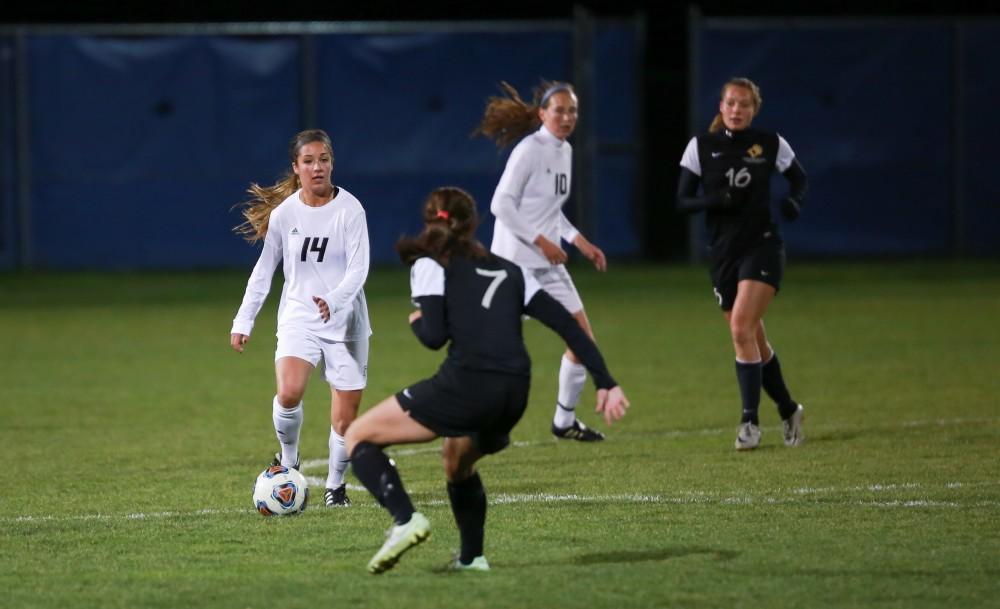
left=230, top=129, right=372, bottom=507
left=476, top=80, right=609, bottom=441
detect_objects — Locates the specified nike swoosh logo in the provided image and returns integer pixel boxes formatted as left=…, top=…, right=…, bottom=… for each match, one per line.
left=761, top=270, right=770, bottom=277
left=711, top=152, right=723, bottom=158
left=403, top=388, right=412, bottom=399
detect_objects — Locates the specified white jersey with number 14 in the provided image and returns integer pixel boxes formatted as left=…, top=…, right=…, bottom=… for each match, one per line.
left=231, top=187, right=371, bottom=342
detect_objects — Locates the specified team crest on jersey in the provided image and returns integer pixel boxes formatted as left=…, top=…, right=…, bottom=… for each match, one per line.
left=743, top=144, right=766, bottom=164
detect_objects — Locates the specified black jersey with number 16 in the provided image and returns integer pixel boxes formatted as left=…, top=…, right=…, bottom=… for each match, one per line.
left=680, top=128, right=797, bottom=260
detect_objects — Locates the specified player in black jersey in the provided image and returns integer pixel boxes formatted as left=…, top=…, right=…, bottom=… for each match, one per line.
left=344, top=186, right=629, bottom=574
left=676, top=77, right=808, bottom=451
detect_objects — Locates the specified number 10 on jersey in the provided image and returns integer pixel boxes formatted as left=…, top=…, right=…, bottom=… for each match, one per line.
left=554, top=173, right=568, bottom=195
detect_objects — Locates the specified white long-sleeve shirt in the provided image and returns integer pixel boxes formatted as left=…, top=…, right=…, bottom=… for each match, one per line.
left=490, top=125, right=580, bottom=268
left=231, top=187, right=371, bottom=342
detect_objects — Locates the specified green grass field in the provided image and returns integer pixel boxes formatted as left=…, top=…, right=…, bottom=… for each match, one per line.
left=1, top=261, right=998, bottom=609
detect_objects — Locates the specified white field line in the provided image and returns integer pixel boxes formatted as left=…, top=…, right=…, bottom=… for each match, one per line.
left=7, top=417, right=998, bottom=525
left=6, top=480, right=999, bottom=525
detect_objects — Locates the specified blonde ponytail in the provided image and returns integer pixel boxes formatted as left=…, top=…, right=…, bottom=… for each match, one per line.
left=232, top=175, right=300, bottom=243
left=232, top=129, right=333, bottom=244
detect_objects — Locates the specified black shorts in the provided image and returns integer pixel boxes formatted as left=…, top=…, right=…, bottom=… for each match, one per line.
left=395, top=364, right=531, bottom=455
left=709, top=234, right=785, bottom=311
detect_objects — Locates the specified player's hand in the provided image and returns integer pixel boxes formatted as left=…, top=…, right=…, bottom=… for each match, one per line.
left=408, top=309, right=423, bottom=323
left=230, top=333, right=249, bottom=353
left=574, top=235, right=607, bottom=272
left=313, top=296, right=331, bottom=322
left=535, top=235, right=568, bottom=265
left=595, top=385, right=630, bottom=426
left=780, top=196, right=801, bottom=221
left=723, top=187, right=749, bottom=210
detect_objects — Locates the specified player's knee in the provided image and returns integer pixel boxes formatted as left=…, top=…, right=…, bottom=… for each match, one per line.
left=441, top=448, right=473, bottom=481
left=348, top=437, right=376, bottom=460
left=444, top=460, right=475, bottom=483
left=729, top=319, right=756, bottom=347
left=344, top=427, right=365, bottom=455
left=331, top=418, right=352, bottom=437
left=275, top=391, right=303, bottom=408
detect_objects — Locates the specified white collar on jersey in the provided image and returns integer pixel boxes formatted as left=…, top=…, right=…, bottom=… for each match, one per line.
left=537, top=124, right=566, bottom=147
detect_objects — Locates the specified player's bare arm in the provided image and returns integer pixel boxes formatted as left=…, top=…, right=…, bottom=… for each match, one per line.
left=534, top=234, right=568, bottom=264
left=572, top=234, right=607, bottom=272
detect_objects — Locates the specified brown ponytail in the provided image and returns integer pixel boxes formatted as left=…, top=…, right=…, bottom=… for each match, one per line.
left=233, top=129, right=334, bottom=243
left=396, top=187, right=488, bottom=265
left=475, top=79, right=575, bottom=149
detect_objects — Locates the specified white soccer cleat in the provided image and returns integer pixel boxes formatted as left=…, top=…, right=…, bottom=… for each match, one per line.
left=367, top=512, right=431, bottom=574
left=783, top=404, right=805, bottom=447
left=450, top=555, right=490, bottom=572
left=734, top=422, right=761, bottom=450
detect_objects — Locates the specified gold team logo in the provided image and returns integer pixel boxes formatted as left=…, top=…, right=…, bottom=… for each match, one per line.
left=742, top=143, right=766, bottom=164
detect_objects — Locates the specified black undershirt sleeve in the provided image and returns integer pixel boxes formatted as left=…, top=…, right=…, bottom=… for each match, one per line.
left=524, top=291, right=617, bottom=390
left=409, top=295, right=448, bottom=350
left=676, top=167, right=730, bottom=213
left=782, top=158, right=808, bottom=204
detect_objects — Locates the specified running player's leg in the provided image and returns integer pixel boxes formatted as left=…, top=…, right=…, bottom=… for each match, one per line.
left=756, top=320, right=799, bottom=418
left=443, top=437, right=488, bottom=569
left=326, top=388, right=361, bottom=505
left=322, top=340, right=367, bottom=506
left=346, top=396, right=438, bottom=516
left=541, top=267, right=604, bottom=441
left=728, top=280, right=775, bottom=449
left=273, top=356, right=313, bottom=468
left=273, top=330, right=324, bottom=468
left=552, top=310, right=602, bottom=437
left=347, top=397, right=437, bottom=573
left=755, top=321, right=805, bottom=445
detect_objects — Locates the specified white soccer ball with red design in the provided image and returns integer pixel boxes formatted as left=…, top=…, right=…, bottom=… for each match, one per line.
left=252, top=465, right=309, bottom=516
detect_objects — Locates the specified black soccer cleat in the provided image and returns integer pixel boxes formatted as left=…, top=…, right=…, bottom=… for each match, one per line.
left=552, top=419, right=605, bottom=442
left=324, top=484, right=351, bottom=507
left=271, top=451, right=301, bottom=471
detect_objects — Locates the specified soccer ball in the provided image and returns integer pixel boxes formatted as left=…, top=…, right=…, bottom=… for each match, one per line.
left=252, top=465, right=309, bottom=516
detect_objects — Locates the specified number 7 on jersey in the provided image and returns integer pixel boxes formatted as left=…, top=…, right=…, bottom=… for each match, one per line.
left=475, top=268, right=508, bottom=309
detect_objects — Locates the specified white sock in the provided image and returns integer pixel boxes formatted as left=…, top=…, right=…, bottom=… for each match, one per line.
left=326, top=427, right=349, bottom=489
left=553, top=354, right=587, bottom=429
left=272, top=396, right=303, bottom=467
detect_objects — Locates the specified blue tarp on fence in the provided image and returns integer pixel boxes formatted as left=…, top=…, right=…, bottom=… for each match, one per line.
left=2, top=24, right=641, bottom=269
left=0, top=35, right=16, bottom=268
left=696, top=20, right=999, bottom=256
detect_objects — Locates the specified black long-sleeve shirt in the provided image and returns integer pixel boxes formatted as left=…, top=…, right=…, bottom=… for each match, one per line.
left=409, top=253, right=616, bottom=390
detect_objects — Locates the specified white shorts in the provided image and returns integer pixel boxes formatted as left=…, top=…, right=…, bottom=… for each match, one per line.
left=275, top=329, right=368, bottom=390
left=528, top=265, right=583, bottom=314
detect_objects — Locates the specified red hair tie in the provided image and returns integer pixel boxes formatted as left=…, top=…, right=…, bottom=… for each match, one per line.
left=436, top=210, right=450, bottom=220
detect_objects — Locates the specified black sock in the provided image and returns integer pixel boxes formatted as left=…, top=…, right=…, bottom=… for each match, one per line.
left=350, top=441, right=414, bottom=525
left=447, top=472, right=486, bottom=563
left=735, top=359, right=762, bottom=425
left=762, top=353, right=799, bottom=419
